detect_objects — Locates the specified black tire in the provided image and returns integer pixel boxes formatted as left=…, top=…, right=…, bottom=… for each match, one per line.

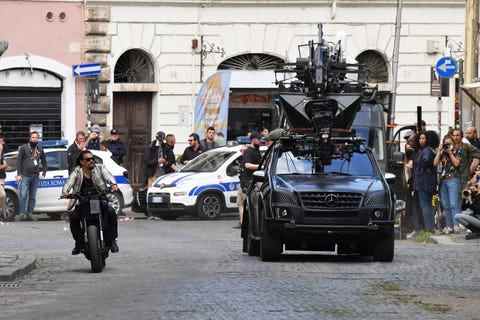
left=372, top=226, right=395, bottom=262
left=47, top=213, right=62, bottom=221
left=260, top=221, right=282, bottom=261
left=107, top=192, right=124, bottom=216
left=87, top=225, right=104, bottom=273
left=242, top=235, right=248, bottom=253
left=246, top=215, right=259, bottom=256
left=196, top=193, right=222, bottom=220
left=3, top=191, right=18, bottom=221
left=158, top=213, right=178, bottom=221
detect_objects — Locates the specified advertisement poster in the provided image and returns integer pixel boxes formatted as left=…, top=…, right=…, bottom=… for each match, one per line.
left=194, top=70, right=231, bottom=139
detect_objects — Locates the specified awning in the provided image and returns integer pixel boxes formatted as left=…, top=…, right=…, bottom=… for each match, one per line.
left=461, top=82, right=480, bottom=108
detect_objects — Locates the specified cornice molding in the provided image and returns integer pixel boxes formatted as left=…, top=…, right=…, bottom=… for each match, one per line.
left=87, top=0, right=465, bottom=7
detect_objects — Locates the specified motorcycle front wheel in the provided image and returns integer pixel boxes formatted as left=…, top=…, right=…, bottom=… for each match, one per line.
left=87, top=225, right=105, bottom=273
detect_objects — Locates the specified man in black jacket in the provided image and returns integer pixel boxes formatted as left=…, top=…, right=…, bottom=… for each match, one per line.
left=144, top=131, right=174, bottom=187
left=107, top=129, right=127, bottom=165
left=67, top=131, right=86, bottom=174
left=180, top=133, right=203, bottom=164
left=16, top=131, right=47, bottom=221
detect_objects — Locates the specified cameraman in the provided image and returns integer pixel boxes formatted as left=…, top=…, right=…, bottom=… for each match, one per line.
left=457, top=165, right=480, bottom=239
left=434, top=129, right=480, bottom=233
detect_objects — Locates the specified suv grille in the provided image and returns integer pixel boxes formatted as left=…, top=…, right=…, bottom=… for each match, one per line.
left=300, top=192, right=362, bottom=209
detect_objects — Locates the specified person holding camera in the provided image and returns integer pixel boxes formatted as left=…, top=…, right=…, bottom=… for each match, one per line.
left=16, top=131, right=47, bottom=221
left=457, top=165, right=480, bottom=239
left=434, top=129, right=480, bottom=233
left=413, top=132, right=437, bottom=232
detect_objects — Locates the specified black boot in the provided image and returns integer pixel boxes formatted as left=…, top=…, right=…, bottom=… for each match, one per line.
left=110, top=240, right=119, bottom=253
left=72, top=242, right=84, bottom=255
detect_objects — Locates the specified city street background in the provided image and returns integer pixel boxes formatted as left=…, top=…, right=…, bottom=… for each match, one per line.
left=1, top=211, right=479, bottom=320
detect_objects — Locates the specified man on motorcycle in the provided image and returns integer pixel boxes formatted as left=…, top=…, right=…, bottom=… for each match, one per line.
left=62, top=150, right=119, bottom=255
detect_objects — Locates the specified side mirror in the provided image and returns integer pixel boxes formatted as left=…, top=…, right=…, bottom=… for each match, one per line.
left=253, top=170, right=265, bottom=182
left=385, top=172, right=396, bottom=185
left=391, top=151, right=404, bottom=164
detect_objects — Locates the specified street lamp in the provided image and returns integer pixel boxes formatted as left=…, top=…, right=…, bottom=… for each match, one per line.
left=0, top=40, right=8, bottom=57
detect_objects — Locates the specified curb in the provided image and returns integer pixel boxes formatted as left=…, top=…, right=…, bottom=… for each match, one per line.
left=430, top=235, right=464, bottom=246
left=0, top=255, right=37, bottom=282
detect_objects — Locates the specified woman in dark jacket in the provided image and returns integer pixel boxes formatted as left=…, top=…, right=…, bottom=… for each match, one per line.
left=413, top=132, right=437, bottom=231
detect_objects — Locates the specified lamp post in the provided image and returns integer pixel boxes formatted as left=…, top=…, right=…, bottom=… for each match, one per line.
left=198, top=36, right=225, bottom=82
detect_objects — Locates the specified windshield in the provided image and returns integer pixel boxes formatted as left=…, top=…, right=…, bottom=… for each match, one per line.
left=275, top=151, right=376, bottom=177
left=181, top=151, right=235, bottom=173
left=354, top=127, right=385, bottom=161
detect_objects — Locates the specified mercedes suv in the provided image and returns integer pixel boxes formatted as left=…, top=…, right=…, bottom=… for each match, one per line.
left=241, top=141, right=395, bottom=262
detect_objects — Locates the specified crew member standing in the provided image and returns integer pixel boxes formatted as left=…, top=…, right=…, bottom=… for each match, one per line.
left=0, top=133, right=7, bottom=220
left=16, top=131, right=47, bottom=221
left=200, top=127, right=219, bottom=151
left=107, top=129, right=127, bottom=165
left=237, top=132, right=262, bottom=228
left=67, top=131, right=86, bottom=174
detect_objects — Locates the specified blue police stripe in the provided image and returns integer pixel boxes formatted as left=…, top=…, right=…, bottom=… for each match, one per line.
left=188, top=182, right=240, bottom=196
left=5, top=175, right=128, bottom=189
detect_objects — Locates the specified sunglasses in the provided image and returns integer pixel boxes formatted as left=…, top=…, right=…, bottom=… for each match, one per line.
left=82, top=157, right=94, bottom=162
left=188, top=139, right=194, bottom=142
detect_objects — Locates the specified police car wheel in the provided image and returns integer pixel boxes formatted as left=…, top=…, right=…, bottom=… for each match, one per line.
left=107, top=192, right=124, bottom=216
left=3, top=191, right=18, bottom=221
left=197, top=193, right=222, bottom=220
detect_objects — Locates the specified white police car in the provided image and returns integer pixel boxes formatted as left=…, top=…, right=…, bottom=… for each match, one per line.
left=3, top=143, right=133, bottom=220
left=147, top=145, right=251, bottom=220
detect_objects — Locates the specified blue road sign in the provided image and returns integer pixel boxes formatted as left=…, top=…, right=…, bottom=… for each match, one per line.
left=72, top=63, right=101, bottom=77
left=435, top=57, right=458, bottom=78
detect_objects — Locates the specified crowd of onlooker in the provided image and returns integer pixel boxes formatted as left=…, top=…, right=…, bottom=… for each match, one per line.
left=405, top=122, right=480, bottom=240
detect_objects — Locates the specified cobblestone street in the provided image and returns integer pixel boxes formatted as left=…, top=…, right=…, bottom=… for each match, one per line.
left=0, top=217, right=479, bottom=320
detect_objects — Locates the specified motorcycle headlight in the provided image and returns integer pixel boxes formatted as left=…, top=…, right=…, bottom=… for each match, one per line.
left=364, top=192, right=386, bottom=208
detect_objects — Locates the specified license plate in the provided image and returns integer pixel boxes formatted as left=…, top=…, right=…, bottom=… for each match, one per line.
left=90, top=200, right=101, bottom=214
left=151, top=197, right=164, bottom=203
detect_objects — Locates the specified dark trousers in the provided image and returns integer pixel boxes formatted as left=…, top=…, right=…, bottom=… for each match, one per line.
left=406, top=191, right=425, bottom=232
left=70, top=201, right=118, bottom=246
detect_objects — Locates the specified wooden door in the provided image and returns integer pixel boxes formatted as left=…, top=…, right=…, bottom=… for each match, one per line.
left=113, top=92, right=152, bottom=190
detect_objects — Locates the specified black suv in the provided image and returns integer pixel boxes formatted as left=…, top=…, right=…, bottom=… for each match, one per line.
left=241, top=141, right=395, bottom=262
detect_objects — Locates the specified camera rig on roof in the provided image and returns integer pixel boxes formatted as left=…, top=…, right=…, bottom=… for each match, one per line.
left=272, top=23, right=377, bottom=167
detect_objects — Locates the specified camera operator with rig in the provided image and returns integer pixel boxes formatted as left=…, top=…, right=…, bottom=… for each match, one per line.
left=434, top=129, right=480, bottom=234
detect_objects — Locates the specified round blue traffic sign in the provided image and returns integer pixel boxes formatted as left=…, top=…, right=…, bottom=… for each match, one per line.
left=435, top=57, right=458, bottom=78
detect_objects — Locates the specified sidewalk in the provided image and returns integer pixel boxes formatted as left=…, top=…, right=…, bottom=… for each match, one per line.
left=0, top=254, right=36, bottom=281
left=431, top=233, right=480, bottom=246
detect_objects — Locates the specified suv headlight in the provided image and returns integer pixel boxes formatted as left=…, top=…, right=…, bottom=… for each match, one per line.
left=364, top=191, right=386, bottom=208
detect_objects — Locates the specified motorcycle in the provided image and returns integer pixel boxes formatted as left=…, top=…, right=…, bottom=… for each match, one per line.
left=61, top=191, right=112, bottom=273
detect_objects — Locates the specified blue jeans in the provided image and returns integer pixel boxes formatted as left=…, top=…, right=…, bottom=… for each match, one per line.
left=417, top=191, right=435, bottom=231
left=439, top=177, right=461, bottom=228
left=18, top=175, right=40, bottom=215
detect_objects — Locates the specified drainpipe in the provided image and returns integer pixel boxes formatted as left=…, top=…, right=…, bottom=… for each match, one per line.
left=390, top=0, right=402, bottom=128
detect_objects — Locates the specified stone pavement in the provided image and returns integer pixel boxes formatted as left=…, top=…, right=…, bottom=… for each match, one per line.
left=0, top=253, right=36, bottom=281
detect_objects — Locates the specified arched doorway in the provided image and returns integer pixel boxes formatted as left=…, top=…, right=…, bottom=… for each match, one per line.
left=355, top=50, right=389, bottom=84
left=113, top=49, right=154, bottom=189
left=217, top=53, right=284, bottom=139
